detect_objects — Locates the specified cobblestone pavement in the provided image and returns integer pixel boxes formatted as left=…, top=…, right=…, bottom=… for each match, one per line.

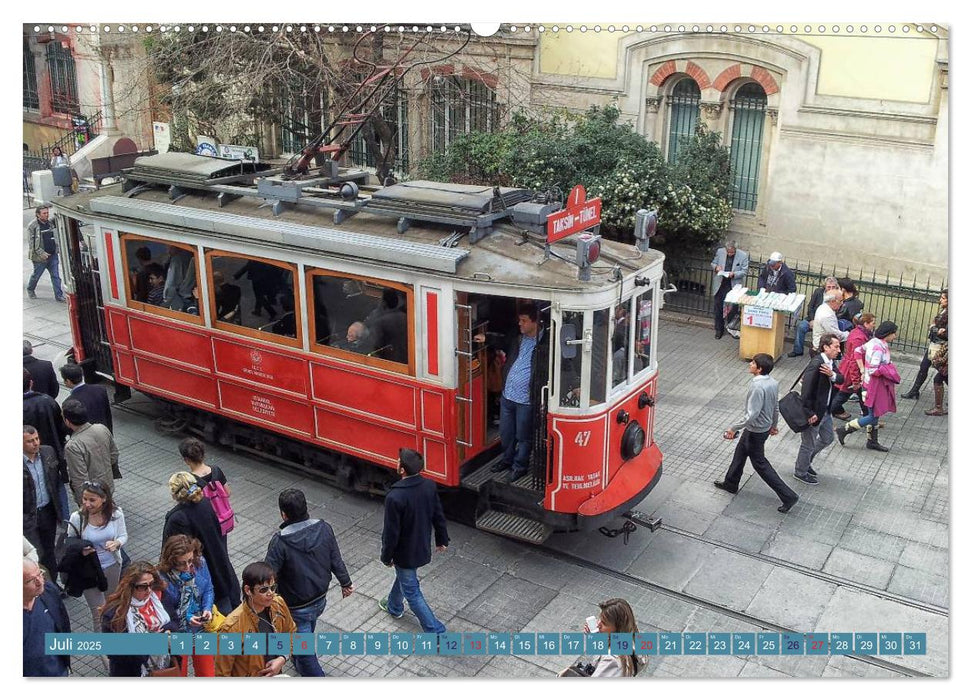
left=21, top=207, right=948, bottom=678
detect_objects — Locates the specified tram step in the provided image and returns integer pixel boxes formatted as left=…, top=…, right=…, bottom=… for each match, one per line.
left=475, top=509, right=552, bottom=544
left=460, top=456, right=505, bottom=492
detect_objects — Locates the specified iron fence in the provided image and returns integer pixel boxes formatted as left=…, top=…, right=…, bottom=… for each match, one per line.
left=663, top=253, right=947, bottom=355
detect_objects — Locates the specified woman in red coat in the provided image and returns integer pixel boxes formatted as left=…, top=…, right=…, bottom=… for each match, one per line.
left=830, top=312, right=875, bottom=420
left=836, top=321, right=899, bottom=452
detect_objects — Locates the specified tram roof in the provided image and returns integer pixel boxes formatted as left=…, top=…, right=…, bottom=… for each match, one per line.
left=56, top=184, right=664, bottom=292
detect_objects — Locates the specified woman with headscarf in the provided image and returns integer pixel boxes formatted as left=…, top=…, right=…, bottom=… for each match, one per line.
left=100, top=561, right=179, bottom=676
left=836, top=321, right=900, bottom=452
left=162, top=472, right=241, bottom=613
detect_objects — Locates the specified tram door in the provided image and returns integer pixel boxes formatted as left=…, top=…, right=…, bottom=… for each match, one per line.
left=455, top=292, right=499, bottom=463
left=63, top=218, right=114, bottom=375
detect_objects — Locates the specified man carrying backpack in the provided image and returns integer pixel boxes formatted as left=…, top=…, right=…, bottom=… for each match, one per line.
left=265, top=489, right=353, bottom=676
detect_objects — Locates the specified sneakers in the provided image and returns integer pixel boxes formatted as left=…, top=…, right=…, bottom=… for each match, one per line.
left=832, top=412, right=852, bottom=421
left=55, top=296, right=66, bottom=303
left=787, top=350, right=804, bottom=358
left=727, top=329, right=740, bottom=339
left=379, top=597, right=403, bottom=619
left=713, top=480, right=738, bottom=494
left=793, top=473, right=818, bottom=485
left=807, top=467, right=817, bottom=477
left=27, top=289, right=37, bottom=299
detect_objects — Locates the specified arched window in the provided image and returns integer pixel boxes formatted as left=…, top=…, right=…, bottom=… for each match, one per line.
left=666, top=78, right=701, bottom=164
left=729, top=82, right=767, bottom=211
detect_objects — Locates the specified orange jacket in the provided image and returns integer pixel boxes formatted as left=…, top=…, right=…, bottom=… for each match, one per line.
left=213, top=596, right=296, bottom=677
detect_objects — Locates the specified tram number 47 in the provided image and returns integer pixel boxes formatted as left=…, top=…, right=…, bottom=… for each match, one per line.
left=574, top=431, right=593, bottom=447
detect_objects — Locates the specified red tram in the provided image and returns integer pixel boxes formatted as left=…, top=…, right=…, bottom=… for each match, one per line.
left=50, top=153, right=665, bottom=542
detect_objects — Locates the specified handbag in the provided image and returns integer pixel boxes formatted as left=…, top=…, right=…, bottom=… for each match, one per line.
left=204, top=604, right=226, bottom=633
left=558, top=661, right=595, bottom=677
left=927, top=340, right=943, bottom=362
left=778, top=364, right=812, bottom=433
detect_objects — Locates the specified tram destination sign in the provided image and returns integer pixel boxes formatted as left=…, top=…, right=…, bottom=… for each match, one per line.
left=546, top=184, right=602, bottom=244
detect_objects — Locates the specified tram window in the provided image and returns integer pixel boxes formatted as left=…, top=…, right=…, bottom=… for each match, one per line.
left=120, top=235, right=201, bottom=321
left=309, top=270, right=412, bottom=372
left=208, top=254, right=299, bottom=341
left=634, top=289, right=654, bottom=373
left=559, top=310, right=583, bottom=408
left=590, top=308, right=609, bottom=406
left=611, top=300, right=632, bottom=389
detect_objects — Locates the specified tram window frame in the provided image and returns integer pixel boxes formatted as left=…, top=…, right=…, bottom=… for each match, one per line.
left=204, top=250, right=303, bottom=349
left=590, top=308, right=610, bottom=407
left=632, top=287, right=656, bottom=378
left=119, top=233, right=204, bottom=326
left=609, top=298, right=635, bottom=394
left=306, top=268, right=415, bottom=376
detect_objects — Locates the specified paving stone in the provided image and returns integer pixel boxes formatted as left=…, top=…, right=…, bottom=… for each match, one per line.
left=393, top=616, right=492, bottom=677
left=897, top=540, right=949, bottom=575
left=651, top=502, right=721, bottom=535
left=459, top=574, right=558, bottom=631
left=520, top=591, right=601, bottom=673
left=850, top=508, right=947, bottom=549
left=477, top=654, right=555, bottom=678
left=647, top=653, right=746, bottom=678
left=744, top=567, right=837, bottom=631
left=626, top=529, right=718, bottom=590
left=546, top=517, right=656, bottom=570
left=720, top=487, right=798, bottom=527
left=422, top=554, right=505, bottom=619
left=737, top=660, right=792, bottom=677
left=813, top=587, right=948, bottom=677
left=702, top=515, right=774, bottom=553
left=837, top=524, right=907, bottom=561
left=822, top=547, right=896, bottom=589
left=754, top=653, right=831, bottom=678
left=822, top=655, right=906, bottom=678
left=683, top=548, right=774, bottom=609
left=886, top=565, right=949, bottom=609
left=760, top=531, right=834, bottom=570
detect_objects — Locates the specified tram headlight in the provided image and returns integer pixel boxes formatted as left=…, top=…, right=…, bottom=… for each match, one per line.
left=621, top=420, right=645, bottom=460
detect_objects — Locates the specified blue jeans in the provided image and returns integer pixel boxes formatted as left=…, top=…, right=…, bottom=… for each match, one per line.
left=289, top=597, right=328, bottom=676
left=387, top=566, right=445, bottom=634
left=499, top=396, right=533, bottom=475
left=27, top=251, right=63, bottom=299
left=792, top=319, right=811, bottom=354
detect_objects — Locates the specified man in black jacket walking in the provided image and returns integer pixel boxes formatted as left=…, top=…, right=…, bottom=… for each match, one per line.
left=794, top=333, right=844, bottom=484
left=265, top=488, right=353, bottom=677
left=379, top=448, right=449, bottom=633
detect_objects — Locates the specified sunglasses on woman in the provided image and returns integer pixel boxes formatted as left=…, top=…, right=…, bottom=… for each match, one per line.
left=133, top=582, right=153, bottom=591
left=255, top=584, right=278, bottom=594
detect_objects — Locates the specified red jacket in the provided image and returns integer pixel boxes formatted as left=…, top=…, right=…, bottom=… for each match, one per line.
left=837, top=326, right=870, bottom=391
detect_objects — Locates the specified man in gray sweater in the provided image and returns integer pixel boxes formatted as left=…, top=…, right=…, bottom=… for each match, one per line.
left=714, top=353, right=800, bottom=513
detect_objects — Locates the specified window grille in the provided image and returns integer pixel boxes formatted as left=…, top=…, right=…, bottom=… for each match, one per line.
left=431, top=76, right=499, bottom=152
left=666, top=78, right=700, bottom=164
left=23, top=40, right=39, bottom=110
left=46, top=40, right=79, bottom=114
left=729, top=82, right=767, bottom=211
left=348, top=88, right=409, bottom=173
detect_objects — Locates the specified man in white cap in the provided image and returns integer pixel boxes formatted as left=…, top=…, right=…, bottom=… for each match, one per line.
left=757, top=251, right=797, bottom=294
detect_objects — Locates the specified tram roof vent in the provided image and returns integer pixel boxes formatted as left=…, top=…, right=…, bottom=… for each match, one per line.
left=365, top=181, right=533, bottom=242
left=88, top=196, right=470, bottom=274
left=126, top=152, right=274, bottom=185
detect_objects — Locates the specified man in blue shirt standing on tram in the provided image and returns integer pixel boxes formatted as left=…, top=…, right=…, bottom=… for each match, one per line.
left=476, top=301, right=544, bottom=482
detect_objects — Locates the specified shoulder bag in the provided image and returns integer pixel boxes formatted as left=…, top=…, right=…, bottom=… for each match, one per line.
left=778, top=364, right=812, bottom=433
